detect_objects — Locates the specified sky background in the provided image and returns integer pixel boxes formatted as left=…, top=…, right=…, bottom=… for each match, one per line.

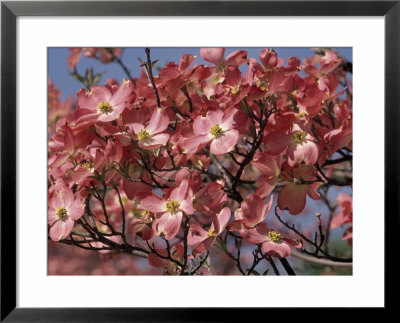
left=48, top=47, right=352, bottom=101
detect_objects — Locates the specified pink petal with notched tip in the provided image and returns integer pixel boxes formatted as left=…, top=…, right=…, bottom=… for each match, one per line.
left=241, top=194, right=264, bottom=223
left=260, top=49, right=279, bottom=69
left=48, top=208, right=58, bottom=226
left=320, top=59, right=342, bottom=74
left=297, top=86, right=326, bottom=108
left=307, top=183, right=320, bottom=200
left=192, top=236, right=216, bottom=257
left=146, top=108, right=170, bottom=135
left=261, top=195, right=274, bottom=220
left=282, top=238, right=302, bottom=249
left=57, top=189, right=74, bottom=208
left=170, top=178, right=189, bottom=202
left=303, top=64, right=320, bottom=77
left=287, top=140, right=318, bottom=167
left=49, top=218, right=75, bottom=241
left=193, top=110, right=224, bottom=135
left=179, top=54, right=196, bottom=71
left=175, top=168, right=191, bottom=185
left=187, top=224, right=208, bottom=246
left=219, top=108, right=238, bottom=131
left=140, top=225, right=154, bottom=241
left=224, top=66, right=242, bottom=88
left=252, top=152, right=280, bottom=175
left=180, top=195, right=195, bottom=215
left=193, top=116, right=214, bottom=136
left=212, top=207, right=231, bottom=234
left=68, top=167, right=92, bottom=185
left=49, top=152, right=70, bottom=170
left=256, top=177, right=277, bottom=199
left=278, top=183, right=308, bottom=215
left=123, top=178, right=152, bottom=200
left=97, top=109, right=121, bottom=122
left=138, top=133, right=170, bottom=150
left=139, top=195, right=166, bottom=214
left=64, top=126, right=75, bottom=155
left=156, top=212, right=183, bottom=240
left=210, top=129, right=239, bottom=155
left=78, top=85, right=112, bottom=111
left=240, top=228, right=267, bottom=244
left=109, top=79, right=134, bottom=107
left=261, top=241, right=291, bottom=258
left=225, top=50, right=248, bottom=67
left=180, top=134, right=211, bottom=156
left=68, top=199, right=84, bottom=221
left=130, top=123, right=145, bottom=135
left=159, top=65, right=180, bottom=81
left=264, top=131, right=292, bottom=155
left=195, top=181, right=226, bottom=210
left=200, top=48, right=225, bottom=65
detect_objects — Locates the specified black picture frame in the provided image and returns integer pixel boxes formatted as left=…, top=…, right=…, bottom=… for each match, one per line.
left=1, top=0, right=398, bottom=321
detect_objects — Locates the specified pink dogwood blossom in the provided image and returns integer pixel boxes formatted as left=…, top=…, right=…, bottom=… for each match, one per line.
left=48, top=186, right=84, bottom=241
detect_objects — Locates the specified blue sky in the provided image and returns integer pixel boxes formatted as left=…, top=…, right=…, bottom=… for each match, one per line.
left=48, top=47, right=352, bottom=101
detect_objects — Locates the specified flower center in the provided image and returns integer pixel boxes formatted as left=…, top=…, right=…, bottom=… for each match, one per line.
left=165, top=199, right=180, bottom=214
left=138, top=129, right=150, bottom=140
left=292, top=130, right=306, bottom=142
left=140, top=210, right=153, bottom=223
left=82, top=160, right=94, bottom=169
left=297, top=112, right=307, bottom=119
left=207, top=229, right=215, bottom=237
left=97, top=101, right=113, bottom=114
left=210, top=124, right=224, bottom=138
left=268, top=230, right=281, bottom=242
left=56, top=206, right=69, bottom=222
left=230, top=87, right=240, bottom=95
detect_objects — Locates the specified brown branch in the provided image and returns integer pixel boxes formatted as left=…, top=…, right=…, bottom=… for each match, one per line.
left=274, top=206, right=352, bottom=263
left=145, top=48, right=161, bottom=107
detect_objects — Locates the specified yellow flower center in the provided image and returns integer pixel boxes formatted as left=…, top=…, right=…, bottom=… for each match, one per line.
left=230, top=87, right=240, bottom=95
left=210, top=124, right=224, bottom=138
left=207, top=229, right=215, bottom=237
left=165, top=199, right=180, bottom=214
left=97, top=101, right=113, bottom=114
left=138, top=129, right=150, bottom=140
left=82, top=160, right=94, bottom=169
left=292, top=130, right=306, bottom=142
left=268, top=230, right=281, bottom=242
left=140, top=210, right=153, bottom=223
left=56, top=206, right=69, bottom=221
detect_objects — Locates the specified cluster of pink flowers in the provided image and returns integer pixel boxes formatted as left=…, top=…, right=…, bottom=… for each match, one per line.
left=48, top=80, right=73, bottom=133
left=67, top=47, right=121, bottom=69
left=48, top=47, right=352, bottom=275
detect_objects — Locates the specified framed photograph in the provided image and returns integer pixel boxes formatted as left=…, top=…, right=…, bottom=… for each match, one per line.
left=1, top=0, right=397, bottom=320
